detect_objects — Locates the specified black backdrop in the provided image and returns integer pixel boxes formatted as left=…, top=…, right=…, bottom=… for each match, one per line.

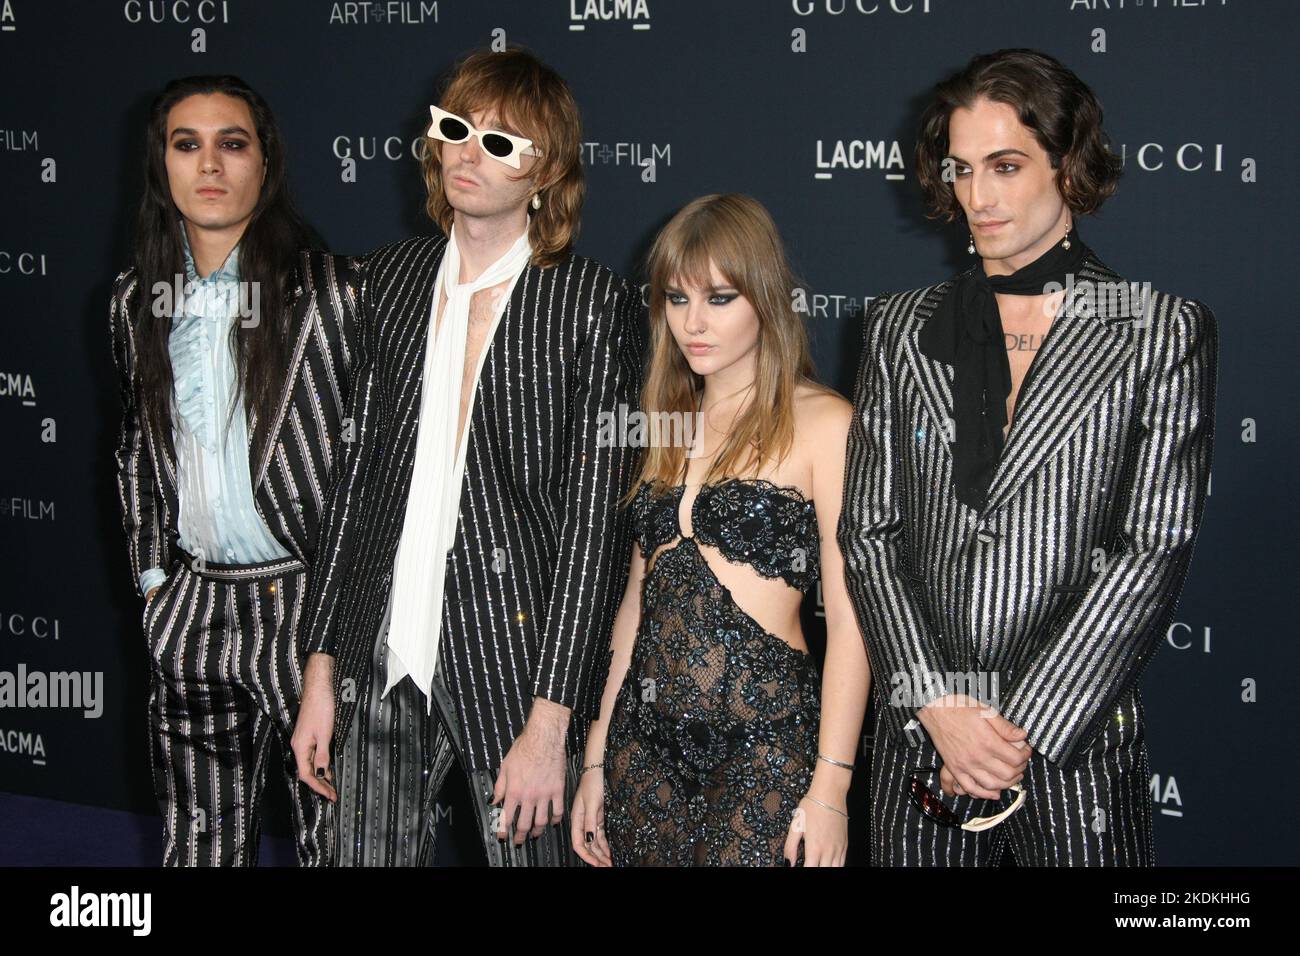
left=1, top=0, right=1297, bottom=866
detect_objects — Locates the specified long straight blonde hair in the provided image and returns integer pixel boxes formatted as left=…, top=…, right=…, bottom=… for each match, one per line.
left=626, top=193, right=834, bottom=505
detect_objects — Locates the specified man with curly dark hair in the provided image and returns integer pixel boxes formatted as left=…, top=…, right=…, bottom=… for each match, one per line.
left=838, top=49, right=1217, bottom=866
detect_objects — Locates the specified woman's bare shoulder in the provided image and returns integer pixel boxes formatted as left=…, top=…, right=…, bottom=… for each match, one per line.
left=793, top=383, right=852, bottom=435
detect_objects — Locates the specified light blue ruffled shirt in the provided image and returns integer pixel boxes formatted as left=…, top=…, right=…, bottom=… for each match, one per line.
left=139, top=228, right=290, bottom=594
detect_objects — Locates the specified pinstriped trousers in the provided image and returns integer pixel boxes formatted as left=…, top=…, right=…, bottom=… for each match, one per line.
left=333, top=596, right=581, bottom=866
left=868, top=690, right=1154, bottom=866
left=143, top=551, right=332, bottom=866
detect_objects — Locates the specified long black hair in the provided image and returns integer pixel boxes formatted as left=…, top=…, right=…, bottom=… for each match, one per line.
left=131, top=74, right=313, bottom=463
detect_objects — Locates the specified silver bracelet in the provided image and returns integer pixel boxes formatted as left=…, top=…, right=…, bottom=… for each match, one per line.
left=818, top=753, right=855, bottom=771
left=805, top=795, right=849, bottom=819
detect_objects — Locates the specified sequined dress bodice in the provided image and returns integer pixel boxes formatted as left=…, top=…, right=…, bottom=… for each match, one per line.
left=630, top=477, right=822, bottom=593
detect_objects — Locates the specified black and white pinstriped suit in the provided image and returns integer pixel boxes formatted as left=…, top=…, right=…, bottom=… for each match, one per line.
left=303, top=234, right=645, bottom=788
left=111, top=253, right=361, bottom=583
left=837, top=252, right=1217, bottom=866
left=110, top=251, right=360, bottom=865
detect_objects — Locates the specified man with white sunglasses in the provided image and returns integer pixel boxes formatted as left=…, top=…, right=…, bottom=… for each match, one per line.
left=291, top=47, right=645, bottom=866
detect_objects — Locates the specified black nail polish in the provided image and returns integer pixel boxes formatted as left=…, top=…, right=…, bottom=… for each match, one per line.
left=586, top=831, right=594, bottom=842
left=314, top=767, right=325, bottom=779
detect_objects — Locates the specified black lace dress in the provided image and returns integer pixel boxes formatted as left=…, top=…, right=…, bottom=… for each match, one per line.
left=603, top=477, right=823, bottom=866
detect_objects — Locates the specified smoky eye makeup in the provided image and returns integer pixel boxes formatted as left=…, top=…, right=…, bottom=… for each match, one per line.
left=664, top=288, right=739, bottom=306
left=169, top=136, right=253, bottom=155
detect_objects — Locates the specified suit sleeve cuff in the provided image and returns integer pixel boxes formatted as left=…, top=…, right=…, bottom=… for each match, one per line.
left=140, top=567, right=167, bottom=596
left=305, top=631, right=337, bottom=657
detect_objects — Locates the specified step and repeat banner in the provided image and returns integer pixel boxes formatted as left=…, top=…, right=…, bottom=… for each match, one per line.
left=1, top=1, right=1296, bottom=865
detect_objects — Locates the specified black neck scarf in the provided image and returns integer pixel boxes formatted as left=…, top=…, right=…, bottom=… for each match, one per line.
left=918, top=226, right=1090, bottom=512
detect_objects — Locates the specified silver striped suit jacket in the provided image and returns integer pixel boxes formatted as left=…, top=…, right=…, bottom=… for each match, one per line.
left=110, top=252, right=361, bottom=595
left=837, top=252, right=1217, bottom=774
left=303, top=235, right=646, bottom=774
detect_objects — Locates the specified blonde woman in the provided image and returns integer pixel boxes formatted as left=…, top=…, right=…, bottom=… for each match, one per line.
left=571, top=194, right=871, bottom=866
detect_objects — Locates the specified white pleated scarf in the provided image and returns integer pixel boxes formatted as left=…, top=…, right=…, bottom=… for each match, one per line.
left=383, top=224, right=533, bottom=708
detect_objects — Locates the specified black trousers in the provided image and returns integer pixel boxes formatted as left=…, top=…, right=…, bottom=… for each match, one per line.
left=143, top=551, right=331, bottom=866
left=868, top=690, right=1154, bottom=867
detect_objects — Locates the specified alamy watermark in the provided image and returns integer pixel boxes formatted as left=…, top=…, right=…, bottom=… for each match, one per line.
left=889, top=668, right=1001, bottom=716
left=49, top=886, right=150, bottom=935
left=151, top=274, right=261, bottom=328
left=596, top=403, right=705, bottom=456
left=1042, top=273, right=1153, bottom=325
left=0, top=665, right=103, bottom=718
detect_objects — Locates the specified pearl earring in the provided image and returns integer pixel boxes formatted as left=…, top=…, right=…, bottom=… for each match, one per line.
left=531, top=192, right=542, bottom=211
left=1062, top=221, right=1072, bottom=250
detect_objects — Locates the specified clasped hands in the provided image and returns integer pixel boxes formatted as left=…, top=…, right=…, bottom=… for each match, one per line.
left=918, top=694, right=1033, bottom=800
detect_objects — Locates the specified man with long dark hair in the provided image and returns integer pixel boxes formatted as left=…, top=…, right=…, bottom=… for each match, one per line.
left=109, top=74, right=359, bottom=866
left=291, top=48, right=644, bottom=866
left=838, top=49, right=1217, bottom=865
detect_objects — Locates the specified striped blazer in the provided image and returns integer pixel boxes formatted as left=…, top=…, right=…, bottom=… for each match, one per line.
left=109, top=251, right=361, bottom=595
left=837, top=252, right=1218, bottom=774
left=303, top=234, right=646, bottom=774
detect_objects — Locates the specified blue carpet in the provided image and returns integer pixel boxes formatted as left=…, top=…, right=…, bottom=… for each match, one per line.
left=0, top=791, right=298, bottom=866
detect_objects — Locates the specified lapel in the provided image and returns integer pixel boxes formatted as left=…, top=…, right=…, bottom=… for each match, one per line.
left=902, top=252, right=1137, bottom=516
left=247, top=279, right=314, bottom=490
left=396, top=239, right=448, bottom=435
left=902, top=281, right=958, bottom=465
